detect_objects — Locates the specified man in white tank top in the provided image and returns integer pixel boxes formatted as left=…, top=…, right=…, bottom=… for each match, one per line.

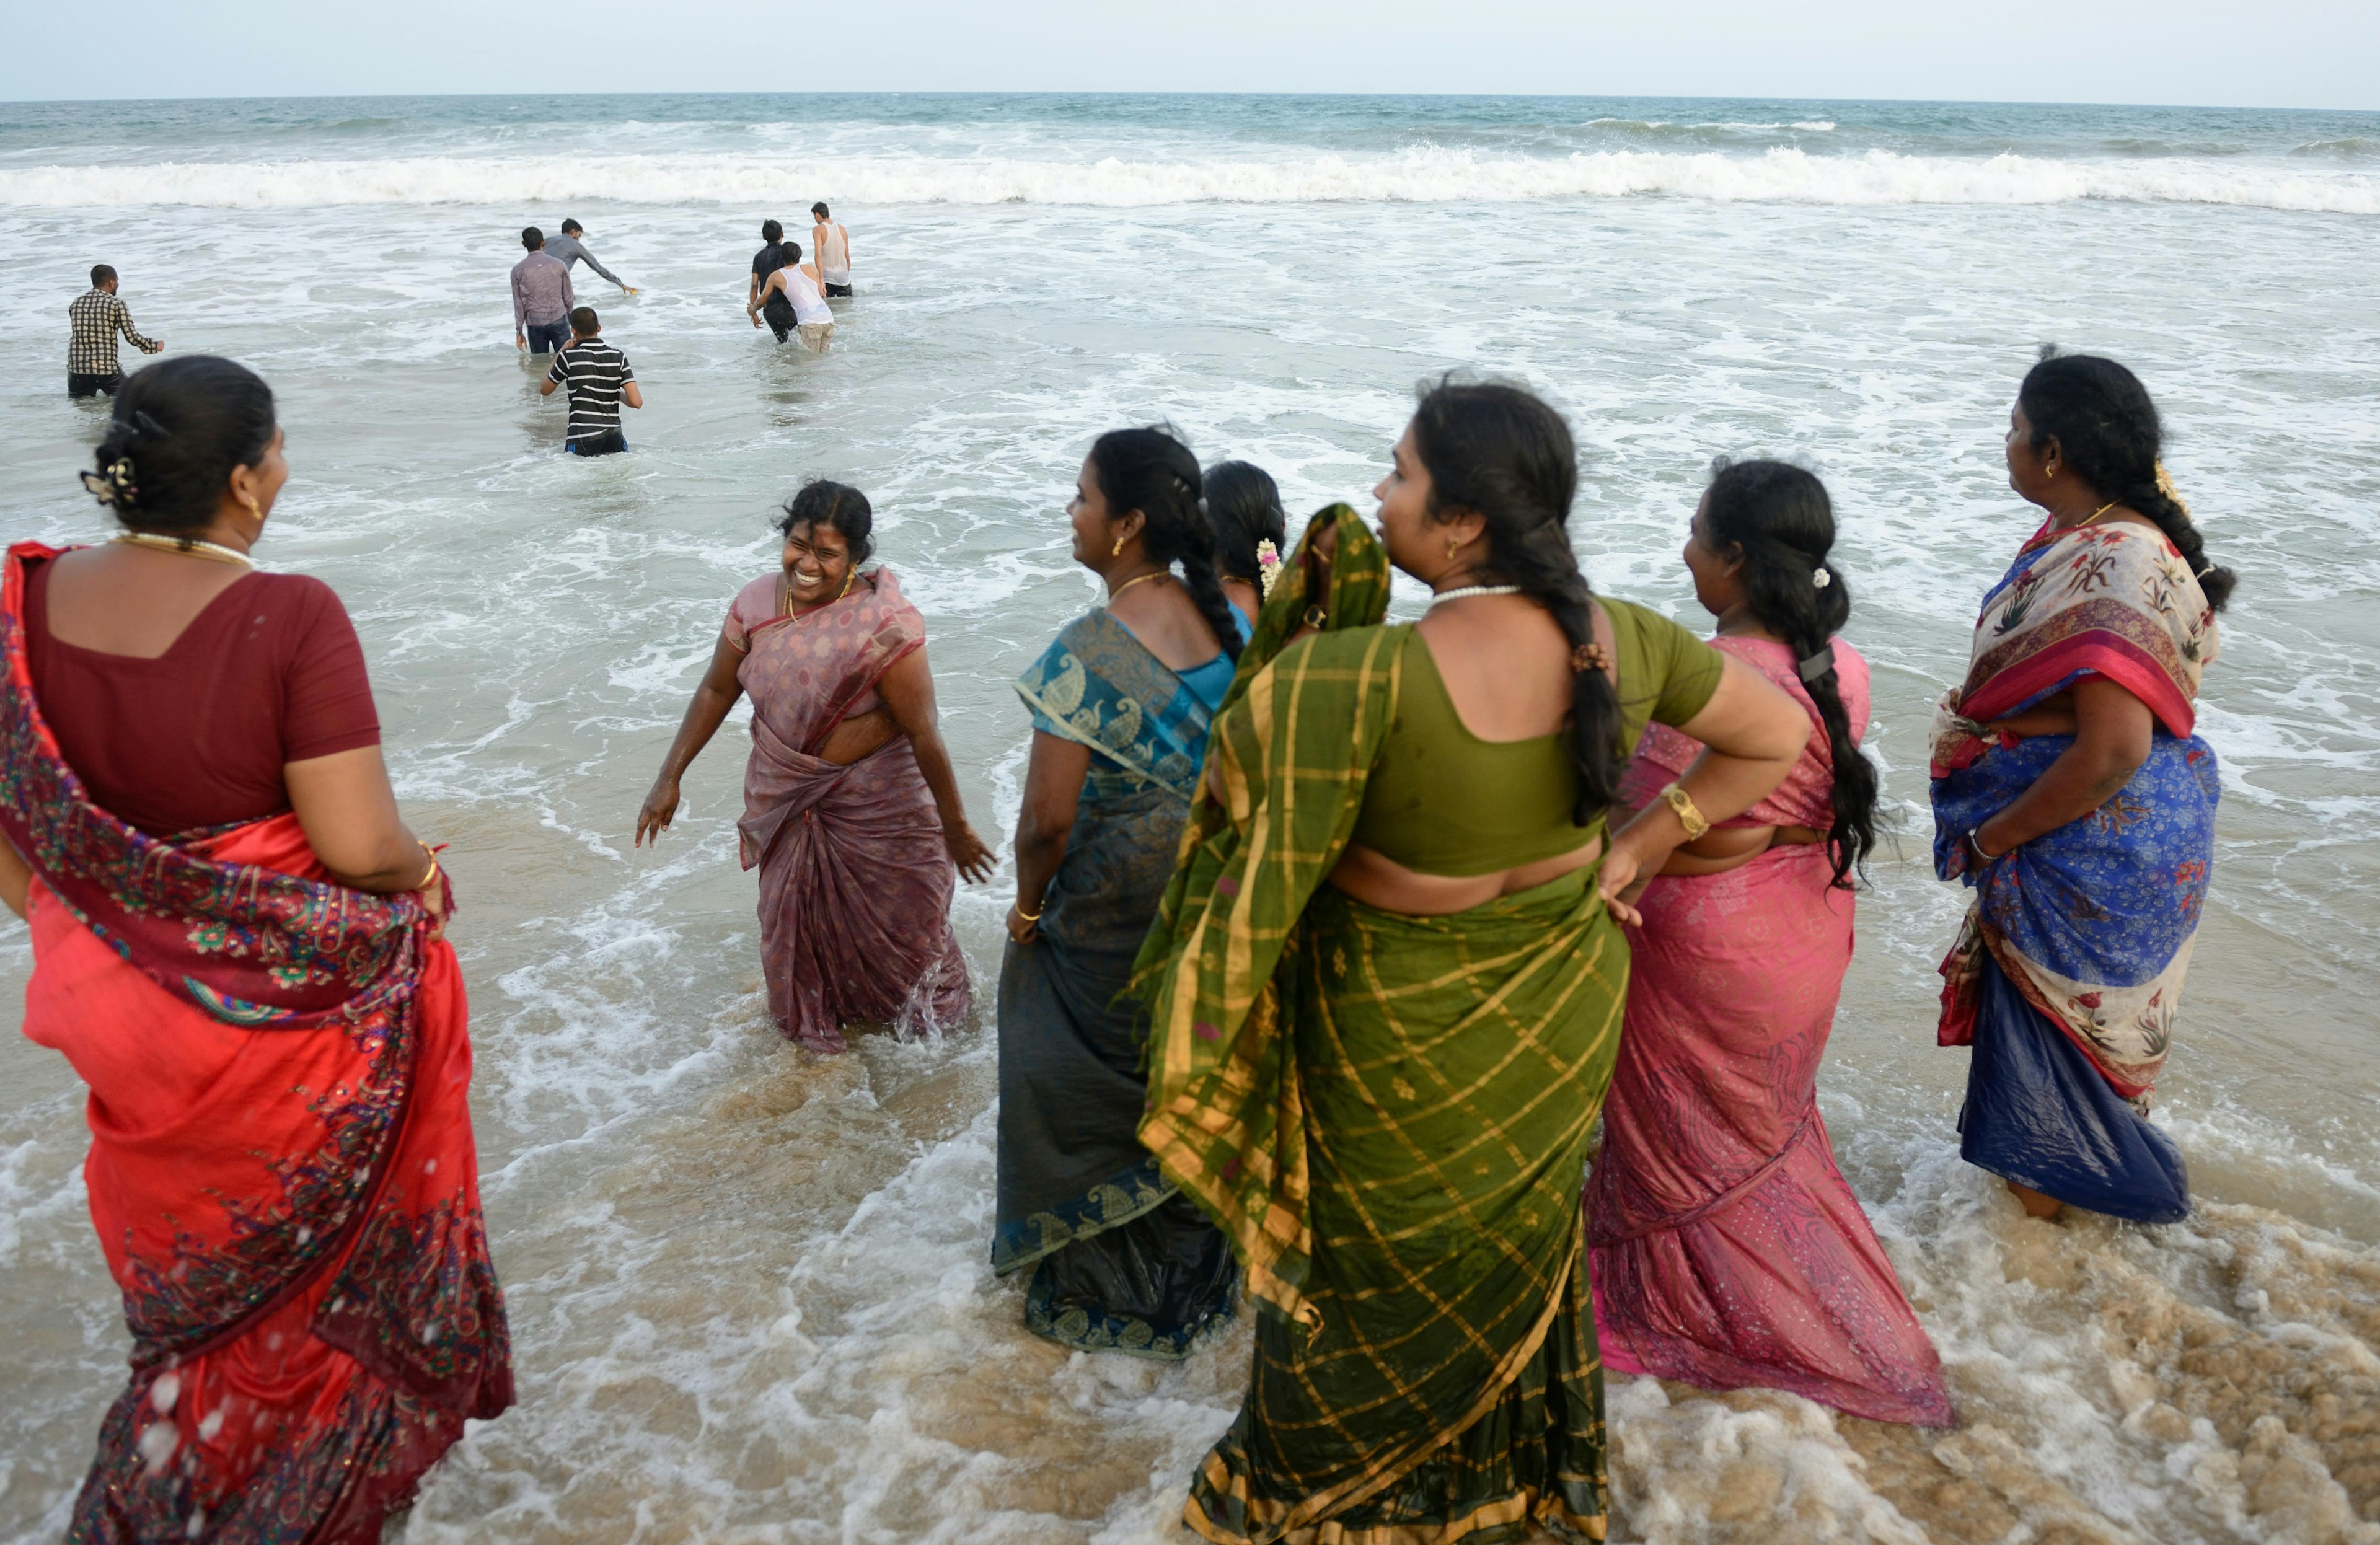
left=747, top=244, right=835, bottom=353
left=810, top=202, right=853, bottom=297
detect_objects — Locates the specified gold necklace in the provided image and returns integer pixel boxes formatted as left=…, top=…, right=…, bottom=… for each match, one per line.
left=112, top=532, right=255, bottom=569
left=782, top=566, right=861, bottom=617
left=2066, top=500, right=2121, bottom=532
left=1108, top=569, right=1168, bottom=601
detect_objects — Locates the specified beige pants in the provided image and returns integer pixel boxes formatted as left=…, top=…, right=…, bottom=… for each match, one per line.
left=796, top=321, right=834, bottom=354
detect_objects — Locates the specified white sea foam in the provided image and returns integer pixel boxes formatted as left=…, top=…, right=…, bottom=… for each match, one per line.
left=2, top=146, right=2375, bottom=212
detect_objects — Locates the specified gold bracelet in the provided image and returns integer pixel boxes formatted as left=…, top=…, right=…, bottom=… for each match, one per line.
left=415, top=842, right=443, bottom=890
left=1657, top=782, right=1711, bottom=842
left=1013, top=900, right=1044, bottom=923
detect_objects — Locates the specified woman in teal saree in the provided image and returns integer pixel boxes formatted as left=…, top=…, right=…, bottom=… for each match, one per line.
left=993, top=428, right=1251, bottom=1357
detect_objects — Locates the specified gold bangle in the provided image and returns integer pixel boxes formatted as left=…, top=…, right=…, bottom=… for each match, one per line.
left=1013, top=900, right=1044, bottom=923
left=415, top=842, right=442, bottom=890
left=1657, top=782, right=1711, bottom=842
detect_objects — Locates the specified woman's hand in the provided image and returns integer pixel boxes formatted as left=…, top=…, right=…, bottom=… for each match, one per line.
left=413, top=851, right=452, bottom=942
left=635, top=776, right=681, bottom=847
left=1007, top=901, right=1041, bottom=946
left=945, top=821, right=995, bottom=884
left=1597, top=829, right=1663, bottom=927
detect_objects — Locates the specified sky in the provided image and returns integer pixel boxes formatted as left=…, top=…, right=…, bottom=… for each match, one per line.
left=1, top=0, right=2373, bottom=110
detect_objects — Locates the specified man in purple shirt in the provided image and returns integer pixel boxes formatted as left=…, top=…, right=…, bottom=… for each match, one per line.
left=511, top=227, right=575, bottom=356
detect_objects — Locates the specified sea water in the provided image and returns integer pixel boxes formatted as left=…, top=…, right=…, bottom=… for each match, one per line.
left=0, top=93, right=2376, bottom=1544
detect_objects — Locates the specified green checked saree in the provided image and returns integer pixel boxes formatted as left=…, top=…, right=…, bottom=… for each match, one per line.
left=1134, top=508, right=1660, bottom=1543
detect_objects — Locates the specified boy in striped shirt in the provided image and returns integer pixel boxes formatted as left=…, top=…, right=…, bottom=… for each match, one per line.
left=539, top=307, right=642, bottom=456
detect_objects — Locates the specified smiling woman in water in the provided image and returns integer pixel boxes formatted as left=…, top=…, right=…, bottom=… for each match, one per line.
left=635, top=480, right=994, bottom=1053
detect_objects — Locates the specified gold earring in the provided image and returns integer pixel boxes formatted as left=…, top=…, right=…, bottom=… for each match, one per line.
left=1446, top=534, right=1460, bottom=561
left=1111, top=534, right=1126, bottom=557
left=244, top=495, right=263, bottom=521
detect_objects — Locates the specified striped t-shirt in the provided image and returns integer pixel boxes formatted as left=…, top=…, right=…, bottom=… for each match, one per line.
left=546, top=339, right=634, bottom=442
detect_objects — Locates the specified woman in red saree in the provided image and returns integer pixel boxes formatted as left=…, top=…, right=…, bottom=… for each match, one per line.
left=637, top=481, right=994, bottom=1052
left=1589, top=460, right=1952, bottom=1427
left=5, top=358, right=513, bottom=1543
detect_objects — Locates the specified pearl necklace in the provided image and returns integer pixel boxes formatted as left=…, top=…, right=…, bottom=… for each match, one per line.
left=1427, top=583, right=1523, bottom=607
left=112, top=532, right=255, bottom=569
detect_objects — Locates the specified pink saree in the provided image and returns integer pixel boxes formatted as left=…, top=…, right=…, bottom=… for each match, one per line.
left=728, top=568, right=969, bottom=1053
left=1585, top=636, right=1953, bottom=1427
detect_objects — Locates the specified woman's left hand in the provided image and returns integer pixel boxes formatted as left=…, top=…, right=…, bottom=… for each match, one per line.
left=1597, top=835, right=1658, bottom=927
left=945, top=821, right=996, bottom=884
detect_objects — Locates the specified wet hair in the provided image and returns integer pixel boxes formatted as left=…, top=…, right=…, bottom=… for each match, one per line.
left=1202, top=460, right=1287, bottom=584
left=83, top=356, right=276, bottom=534
left=570, top=306, right=599, bottom=335
left=1701, top=459, right=1877, bottom=887
left=90, top=263, right=117, bottom=288
left=775, top=480, right=875, bottom=566
left=1408, top=377, right=1619, bottom=822
left=812, top=202, right=831, bottom=218
left=762, top=219, right=784, bottom=243
left=521, top=226, right=544, bottom=250
left=561, top=219, right=583, bottom=234
left=782, top=242, right=803, bottom=265
left=2021, top=348, right=2236, bottom=612
left=1088, top=426, right=1241, bottom=662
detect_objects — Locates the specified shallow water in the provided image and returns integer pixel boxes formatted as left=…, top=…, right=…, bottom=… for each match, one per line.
left=0, top=94, right=2375, bottom=1544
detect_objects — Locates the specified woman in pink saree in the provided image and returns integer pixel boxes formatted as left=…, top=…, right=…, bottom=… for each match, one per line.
left=637, top=482, right=994, bottom=1052
left=1587, top=460, right=1953, bottom=1427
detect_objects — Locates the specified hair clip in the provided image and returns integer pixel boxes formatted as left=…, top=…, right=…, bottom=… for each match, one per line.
left=1812, top=568, right=1831, bottom=588
left=1797, top=643, right=1836, bottom=683
left=1571, top=641, right=1611, bottom=674
left=79, top=457, right=138, bottom=508
left=130, top=409, right=174, bottom=441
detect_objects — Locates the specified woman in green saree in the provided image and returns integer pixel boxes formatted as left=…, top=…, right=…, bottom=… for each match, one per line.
left=1135, top=382, right=1812, bottom=1543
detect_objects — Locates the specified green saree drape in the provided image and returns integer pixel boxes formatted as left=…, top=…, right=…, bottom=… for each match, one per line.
left=1134, top=509, right=1618, bottom=1544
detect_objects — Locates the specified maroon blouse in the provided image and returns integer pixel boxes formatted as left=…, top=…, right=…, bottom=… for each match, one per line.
left=25, top=557, right=381, bottom=837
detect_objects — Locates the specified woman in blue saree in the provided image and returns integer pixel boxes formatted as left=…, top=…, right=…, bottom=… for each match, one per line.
left=1933, top=351, right=2235, bottom=1224
left=994, top=427, right=1250, bottom=1357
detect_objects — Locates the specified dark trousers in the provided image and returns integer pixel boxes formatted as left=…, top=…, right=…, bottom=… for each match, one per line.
left=824, top=282, right=853, bottom=297
left=525, top=317, right=572, bottom=354
left=68, top=371, right=125, bottom=398
left=568, top=428, right=628, bottom=457
left=760, top=294, right=796, bottom=343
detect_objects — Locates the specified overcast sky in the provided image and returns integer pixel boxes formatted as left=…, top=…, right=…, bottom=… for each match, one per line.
left=2, top=0, right=2373, bottom=111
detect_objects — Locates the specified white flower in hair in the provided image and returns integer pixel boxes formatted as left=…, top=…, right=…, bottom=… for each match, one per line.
left=1812, top=568, right=1831, bottom=588
left=1255, top=539, right=1283, bottom=600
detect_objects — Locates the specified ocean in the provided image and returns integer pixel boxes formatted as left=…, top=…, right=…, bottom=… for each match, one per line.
left=1, top=92, right=2376, bottom=1544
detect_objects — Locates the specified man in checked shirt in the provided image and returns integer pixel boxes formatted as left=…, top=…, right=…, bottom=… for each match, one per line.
left=67, top=265, right=163, bottom=398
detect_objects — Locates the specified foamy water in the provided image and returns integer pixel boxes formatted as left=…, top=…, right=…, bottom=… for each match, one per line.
left=0, top=93, right=2375, bottom=1544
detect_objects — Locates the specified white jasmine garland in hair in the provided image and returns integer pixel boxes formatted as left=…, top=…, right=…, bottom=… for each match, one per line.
left=1255, top=539, right=1282, bottom=599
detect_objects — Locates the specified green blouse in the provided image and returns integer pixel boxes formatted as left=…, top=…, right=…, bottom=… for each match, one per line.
left=1346, top=598, right=1726, bottom=876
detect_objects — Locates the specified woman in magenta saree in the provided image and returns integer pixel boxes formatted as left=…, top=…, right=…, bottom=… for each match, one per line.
left=638, top=482, right=992, bottom=1052
left=1587, top=460, right=1952, bottom=1427
left=7, top=358, right=512, bottom=1543
left=1932, top=353, right=2231, bottom=1225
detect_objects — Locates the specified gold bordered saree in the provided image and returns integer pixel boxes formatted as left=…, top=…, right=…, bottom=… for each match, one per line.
left=1134, top=509, right=1616, bottom=1544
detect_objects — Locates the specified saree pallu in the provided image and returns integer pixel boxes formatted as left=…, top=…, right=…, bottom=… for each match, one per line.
left=1588, top=638, right=1953, bottom=1428
left=1136, top=511, right=1610, bottom=1543
left=0, top=545, right=511, bottom=1545
left=992, top=610, right=1236, bottom=1358
left=1931, top=519, right=2220, bottom=1223
left=737, top=568, right=967, bottom=1052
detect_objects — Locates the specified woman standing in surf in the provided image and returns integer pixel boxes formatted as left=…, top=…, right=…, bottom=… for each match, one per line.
left=1933, top=350, right=2232, bottom=1224
left=636, top=481, right=993, bottom=1052
left=6, top=356, right=513, bottom=1541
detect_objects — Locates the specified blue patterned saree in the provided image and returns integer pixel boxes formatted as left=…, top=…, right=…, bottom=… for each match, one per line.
left=994, top=609, right=1240, bottom=1359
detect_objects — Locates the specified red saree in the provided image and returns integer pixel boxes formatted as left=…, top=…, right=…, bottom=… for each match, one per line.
left=2, top=545, right=513, bottom=1544
left=731, top=567, right=969, bottom=1052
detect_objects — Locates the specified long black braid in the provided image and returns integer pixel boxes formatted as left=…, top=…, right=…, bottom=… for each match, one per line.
left=1702, top=459, right=1877, bottom=887
left=1409, top=378, right=1624, bottom=821
left=1089, top=426, right=1243, bottom=661
left=2021, top=348, right=2237, bottom=612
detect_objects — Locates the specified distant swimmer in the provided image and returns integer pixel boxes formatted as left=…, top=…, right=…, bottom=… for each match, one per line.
left=511, top=226, right=575, bottom=356
left=67, top=264, right=162, bottom=398
left=545, top=218, right=638, bottom=296
left=539, top=306, right=641, bottom=456
left=749, top=219, right=794, bottom=341
left=810, top=203, right=853, bottom=297
left=751, top=244, right=834, bottom=353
